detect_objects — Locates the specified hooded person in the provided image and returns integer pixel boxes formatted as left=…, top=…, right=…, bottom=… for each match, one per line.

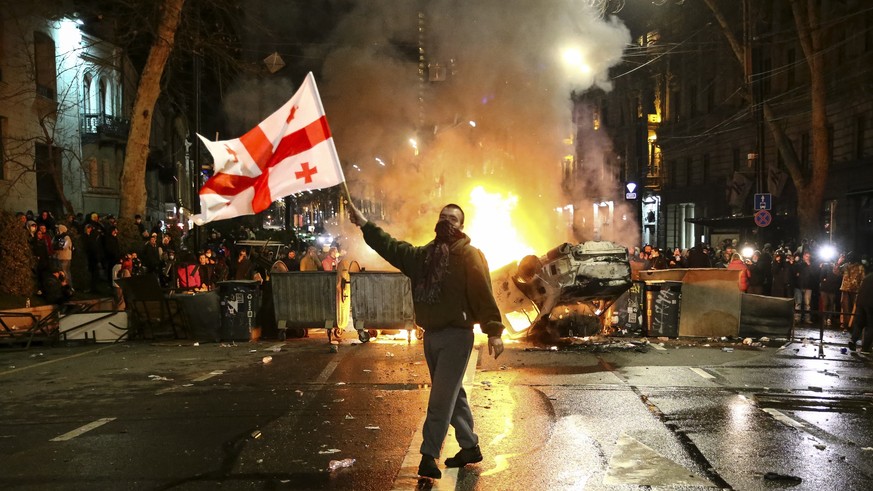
left=54, top=224, right=74, bottom=289
left=347, top=199, right=504, bottom=481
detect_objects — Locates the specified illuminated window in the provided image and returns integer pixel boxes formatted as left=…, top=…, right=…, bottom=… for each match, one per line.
left=83, top=73, right=92, bottom=113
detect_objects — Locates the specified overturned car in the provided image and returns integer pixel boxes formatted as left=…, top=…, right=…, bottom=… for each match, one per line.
left=490, top=241, right=632, bottom=341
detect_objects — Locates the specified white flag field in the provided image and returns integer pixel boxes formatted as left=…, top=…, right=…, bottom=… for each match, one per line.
left=192, top=72, right=345, bottom=225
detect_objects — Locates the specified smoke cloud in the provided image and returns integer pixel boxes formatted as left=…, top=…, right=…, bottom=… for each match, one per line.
left=225, top=1, right=634, bottom=267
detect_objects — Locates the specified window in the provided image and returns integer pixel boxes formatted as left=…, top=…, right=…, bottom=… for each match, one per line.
left=684, top=157, right=692, bottom=186
left=667, top=160, right=675, bottom=188
left=83, top=73, right=92, bottom=113
left=689, top=84, right=698, bottom=116
left=856, top=115, right=867, bottom=160
left=99, top=78, right=107, bottom=115
left=702, top=153, right=710, bottom=184
left=670, top=89, right=681, bottom=122
left=827, top=124, right=834, bottom=163
left=732, top=147, right=741, bottom=171
left=705, top=83, right=715, bottom=113
left=33, top=32, right=56, bottom=100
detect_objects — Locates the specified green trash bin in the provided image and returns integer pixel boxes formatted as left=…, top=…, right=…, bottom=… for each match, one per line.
left=217, top=281, right=261, bottom=341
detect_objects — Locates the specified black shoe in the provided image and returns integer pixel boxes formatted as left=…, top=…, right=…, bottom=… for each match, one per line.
left=848, top=341, right=857, bottom=352
left=417, top=455, right=441, bottom=479
left=444, top=445, right=483, bottom=468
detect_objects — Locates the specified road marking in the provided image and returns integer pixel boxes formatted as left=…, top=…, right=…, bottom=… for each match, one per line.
left=0, top=345, right=113, bottom=377
left=689, top=367, right=715, bottom=379
left=651, top=344, right=667, bottom=350
left=192, top=370, right=226, bottom=382
left=50, top=417, right=116, bottom=442
left=390, top=345, right=479, bottom=490
left=762, top=408, right=806, bottom=428
left=605, top=433, right=714, bottom=486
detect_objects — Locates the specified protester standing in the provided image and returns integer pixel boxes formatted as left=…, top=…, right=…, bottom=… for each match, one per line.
left=836, top=252, right=865, bottom=330
left=299, top=246, right=323, bottom=271
left=54, top=224, right=74, bottom=291
left=848, top=273, right=873, bottom=354
left=347, top=199, right=504, bottom=481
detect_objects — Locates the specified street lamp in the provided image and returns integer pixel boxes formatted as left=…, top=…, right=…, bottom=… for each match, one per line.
left=561, top=48, right=592, bottom=74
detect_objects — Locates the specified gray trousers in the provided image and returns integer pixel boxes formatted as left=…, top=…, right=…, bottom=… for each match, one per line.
left=420, top=328, right=478, bottom=458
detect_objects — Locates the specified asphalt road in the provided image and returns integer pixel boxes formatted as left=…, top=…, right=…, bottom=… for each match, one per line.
left=1, top=327, right=872, bottom=490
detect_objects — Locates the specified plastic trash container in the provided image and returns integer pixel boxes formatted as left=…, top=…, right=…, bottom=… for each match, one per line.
left=612, top=281, right=645, bottom=336
left=644, top=280, right=682, bottom=337
left=217, top=281, right=261, bottom=341
left=173, top=291, right=221, bottom=342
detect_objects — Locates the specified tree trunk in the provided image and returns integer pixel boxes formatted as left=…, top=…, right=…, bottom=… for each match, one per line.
left=705, top=0, right=829, bottom=239
left=118, top=0, right=185, bottom=220
left=790, top=0, right=829, bottom=239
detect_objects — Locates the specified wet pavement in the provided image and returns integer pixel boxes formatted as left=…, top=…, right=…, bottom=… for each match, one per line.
left=1, top=326, right=872, bottom=490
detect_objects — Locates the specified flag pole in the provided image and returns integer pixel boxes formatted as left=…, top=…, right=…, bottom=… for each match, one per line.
left=340, top=180, right=352, bottom=203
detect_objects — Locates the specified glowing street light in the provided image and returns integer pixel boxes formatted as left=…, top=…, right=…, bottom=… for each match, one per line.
left=561, top=47, right=592, bottom=74
left=375, top=157, right=386, bottom=166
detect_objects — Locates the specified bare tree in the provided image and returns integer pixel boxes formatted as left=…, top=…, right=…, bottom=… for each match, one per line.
left=704, top=0, right=830, bottom=239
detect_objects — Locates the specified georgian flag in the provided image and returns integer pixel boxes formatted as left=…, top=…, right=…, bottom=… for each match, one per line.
left=192, top=72, right=345, bottom=225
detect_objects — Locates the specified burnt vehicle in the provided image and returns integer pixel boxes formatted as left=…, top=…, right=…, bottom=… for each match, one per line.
left=490, top=241, right=632, bottom=341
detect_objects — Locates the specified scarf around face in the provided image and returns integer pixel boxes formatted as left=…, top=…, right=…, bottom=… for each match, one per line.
left=413, top=220, right=465, bottom=304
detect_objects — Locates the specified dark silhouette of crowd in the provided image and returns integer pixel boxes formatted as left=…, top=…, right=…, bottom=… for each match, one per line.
left=630, top=238, right=868, bottom=333
left=16, top=209, right=346, bottom=311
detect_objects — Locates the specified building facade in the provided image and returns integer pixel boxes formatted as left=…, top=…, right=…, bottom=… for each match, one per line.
left=0, top=11, right=190, bottom=227
left=581, top=0, right=873, bottom=255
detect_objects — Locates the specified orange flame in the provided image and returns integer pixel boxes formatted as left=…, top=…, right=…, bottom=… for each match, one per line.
left=465, top=186, right=535, bottom=270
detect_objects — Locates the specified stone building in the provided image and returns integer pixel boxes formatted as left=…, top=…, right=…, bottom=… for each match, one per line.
left=0, top=11, right=190, bottom=226
left=577, top=1, right=873, bottom=255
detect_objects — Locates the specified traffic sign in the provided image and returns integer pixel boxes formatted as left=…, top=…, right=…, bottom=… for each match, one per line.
left=754, top=193, right=772, bottom=210
left=754, top=209, right=772, bottom=227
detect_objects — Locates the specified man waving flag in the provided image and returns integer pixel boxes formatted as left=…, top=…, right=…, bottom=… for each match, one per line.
left=192, top=72, right=344, bottom=225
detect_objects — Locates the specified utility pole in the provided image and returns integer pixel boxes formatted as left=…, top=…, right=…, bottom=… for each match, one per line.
left=744, top=0, right=766, bottom=196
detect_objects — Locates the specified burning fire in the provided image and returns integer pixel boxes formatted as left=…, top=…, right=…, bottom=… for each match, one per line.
left=464, top=186, right=535, bottom=270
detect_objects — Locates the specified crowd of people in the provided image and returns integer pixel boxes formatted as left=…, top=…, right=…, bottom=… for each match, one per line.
left=18, top=209, right=350, bottom=309
left=630, top=239, right=867, bottom=328
left=18, top=209, right=870, bottom=345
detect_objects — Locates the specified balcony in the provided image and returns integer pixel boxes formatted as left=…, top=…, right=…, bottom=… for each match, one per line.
left=81, top=113, right=130, bottom=144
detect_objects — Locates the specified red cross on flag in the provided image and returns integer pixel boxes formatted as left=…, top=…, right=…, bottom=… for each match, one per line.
left=192, top=72, right=345, bottom=225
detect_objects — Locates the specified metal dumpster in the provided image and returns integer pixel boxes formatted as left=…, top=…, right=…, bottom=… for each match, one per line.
left=271, top=272, right=340, bottom=342
left=350, top=271, right=417, bottom=342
